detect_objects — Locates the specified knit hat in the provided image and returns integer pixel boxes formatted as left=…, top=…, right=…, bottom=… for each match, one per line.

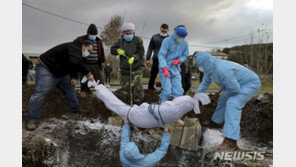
left=87, top=24, right=98, bottom=35
left=121, top=23, right=135, bottom=32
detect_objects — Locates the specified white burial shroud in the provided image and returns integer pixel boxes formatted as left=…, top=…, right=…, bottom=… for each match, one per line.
left=94, top=84, right=208, bottom=128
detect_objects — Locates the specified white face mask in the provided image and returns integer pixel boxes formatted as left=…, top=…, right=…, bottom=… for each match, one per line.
left=82, top=49, right=90, bottom=57
left=177, top=36, right=185, bottom=43
left=160, top=32, right=168, bottom=37
left=199, top=66, right=204, bottom=72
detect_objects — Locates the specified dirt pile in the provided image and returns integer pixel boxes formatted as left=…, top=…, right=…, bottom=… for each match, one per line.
left=22, top=135, right=53, bottom=167
left=23, top=85, right=273, bottom=145
left=196, top=92, right=273, bottom=145
left=22, top=85, right=161, bottom=123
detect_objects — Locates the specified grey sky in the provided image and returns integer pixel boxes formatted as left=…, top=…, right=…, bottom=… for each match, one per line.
left=22, top=0, right=273, bottom=55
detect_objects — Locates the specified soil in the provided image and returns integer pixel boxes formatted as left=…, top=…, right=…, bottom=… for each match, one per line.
left=22, top=85, right=273, bottom=166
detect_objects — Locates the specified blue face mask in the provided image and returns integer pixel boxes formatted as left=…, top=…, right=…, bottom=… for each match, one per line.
left=123, top=34, right=134, bottom=42
left=88, top=35, right=96, bottom=41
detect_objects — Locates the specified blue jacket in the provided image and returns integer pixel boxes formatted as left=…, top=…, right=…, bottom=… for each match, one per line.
left=120, top=125, right=170, bottom=167
left=158, top=33, right=189, bottom=75
left=195, top=52, right=260, bottom=98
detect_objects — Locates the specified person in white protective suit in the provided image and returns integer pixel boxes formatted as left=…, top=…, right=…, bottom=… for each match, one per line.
left=88, top=81, right=210, bottom=128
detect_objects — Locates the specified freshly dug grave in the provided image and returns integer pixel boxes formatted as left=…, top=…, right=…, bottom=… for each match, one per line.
left=23, top=85, right=272, bottom=143
left=22, top=85, right=272, bottom=166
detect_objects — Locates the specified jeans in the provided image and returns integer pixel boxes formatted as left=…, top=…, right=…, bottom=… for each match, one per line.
left=26, top=64, right=81, bottom=122
left=105, top=74, right=111, bottom=83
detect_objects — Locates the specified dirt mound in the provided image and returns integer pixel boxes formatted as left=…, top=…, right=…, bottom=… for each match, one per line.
left=240, top=93, right=273, bottom=145
left=23, top=85, right=273, bottom=144
left=22, top=135, right=53, bottom=167
left=22, top=85, right=112, bottom=123
left=195, top=92, right=273, bottom=145
left=22, top=85, right=162, bottom=123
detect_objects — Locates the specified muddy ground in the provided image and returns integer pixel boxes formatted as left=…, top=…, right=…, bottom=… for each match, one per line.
left=22, top=85, right=273, bottom=166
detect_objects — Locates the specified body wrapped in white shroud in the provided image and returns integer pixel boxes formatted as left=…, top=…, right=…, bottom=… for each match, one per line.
left=95, top=84, right=197, bottom=128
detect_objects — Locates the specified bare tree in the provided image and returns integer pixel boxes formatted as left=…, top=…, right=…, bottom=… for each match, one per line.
left=100, top=15, right=124, bottom=79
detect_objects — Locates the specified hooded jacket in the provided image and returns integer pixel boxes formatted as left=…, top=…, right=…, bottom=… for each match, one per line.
left=38, top=41, right=90, bottom=78
left=158, top=33, right=189, bottom=76
left=195, top=52, right=260, bottom=98
left=110, top=35, right=145, bottom=75
left=120, top=125, right=170, bottom=167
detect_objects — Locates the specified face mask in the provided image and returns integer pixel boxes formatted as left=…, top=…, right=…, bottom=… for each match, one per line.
left=88, top=35, right=96, bottom=41
left=107, top=63, right=110, bottom=66
left=160, top=32, right=168, bottom=37
left=177, top=36, right=185, bottom=43
left=199, top=66, right=204, bottom=72
left=82, top=49, right=90, bottom=57
left=123, top=34, right=134, bottom=42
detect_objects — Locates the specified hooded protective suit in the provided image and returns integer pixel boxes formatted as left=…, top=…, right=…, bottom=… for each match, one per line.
left=195, top=52, right=261, bottom=140
left=158, top=33, right=189, bottom=102
left=120, top=124, right=170, bottom=167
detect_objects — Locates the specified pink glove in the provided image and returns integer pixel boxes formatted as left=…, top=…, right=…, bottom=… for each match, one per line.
left=173, top=59, right=181, bottom=65
left=162, top=67, right=169, bottom=78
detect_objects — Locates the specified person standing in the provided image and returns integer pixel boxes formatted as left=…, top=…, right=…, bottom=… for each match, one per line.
left=104, top=63, right=113, bottom=84
left=158, top=25, right=189, bottom=102
left=25, top=40, right=94, bottom=131
left=110, top=23, right=145, bottom=105
left=180, top=56, right=193, bottom=95
left=146, top=24, right=169, bottom=90
left=194, top=52, right=261, bottom=149
left=75, top=23, right=105, bottom=94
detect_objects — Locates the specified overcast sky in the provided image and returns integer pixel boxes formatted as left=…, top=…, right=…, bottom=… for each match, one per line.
left=22, top=0, right=273, bottom=55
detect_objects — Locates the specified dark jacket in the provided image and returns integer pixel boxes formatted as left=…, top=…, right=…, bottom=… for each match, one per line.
left=74, top=35, right=105, bottom=68
left=181, top=58, right=193, bottom=94
left=38, top=41, right=90, bottom=78
left=110, top=35, right=145, bottom=74
left=146, top=33, right=169, bottom=60
left=22, top=54, right=31, bottom=84
left=104, top=65, right=112, bottom=74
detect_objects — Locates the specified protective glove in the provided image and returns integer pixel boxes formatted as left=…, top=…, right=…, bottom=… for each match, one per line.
left=87, top=80, right=97, bottom=88
left=193, top=93, right=211, bottom=114
left=162, top=67, right=169, bottom=78
left=128, top=57, right=135, bottom=64
left=117, top=48, right=125, bottom=56
left=87, top=80, right=100, bottom=88
left=173, top=59, right=181, bottom=65
left=194, top=93, right=211, bottom=105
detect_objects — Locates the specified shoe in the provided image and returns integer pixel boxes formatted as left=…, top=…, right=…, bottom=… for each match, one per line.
left=216, top=137, right=238, bottom=150
left=25, top=121, right=40, bottom=131
left=71, top=108, right=89, bottom=114
left=201, top=120, right=223, bottom=128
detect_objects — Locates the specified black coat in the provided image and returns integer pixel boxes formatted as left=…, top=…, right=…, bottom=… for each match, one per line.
left=146, top=33, right=169, bottom=60
left=104, top=66, right=112, bottom=74
left=38, top=41, right=90, bottom=78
